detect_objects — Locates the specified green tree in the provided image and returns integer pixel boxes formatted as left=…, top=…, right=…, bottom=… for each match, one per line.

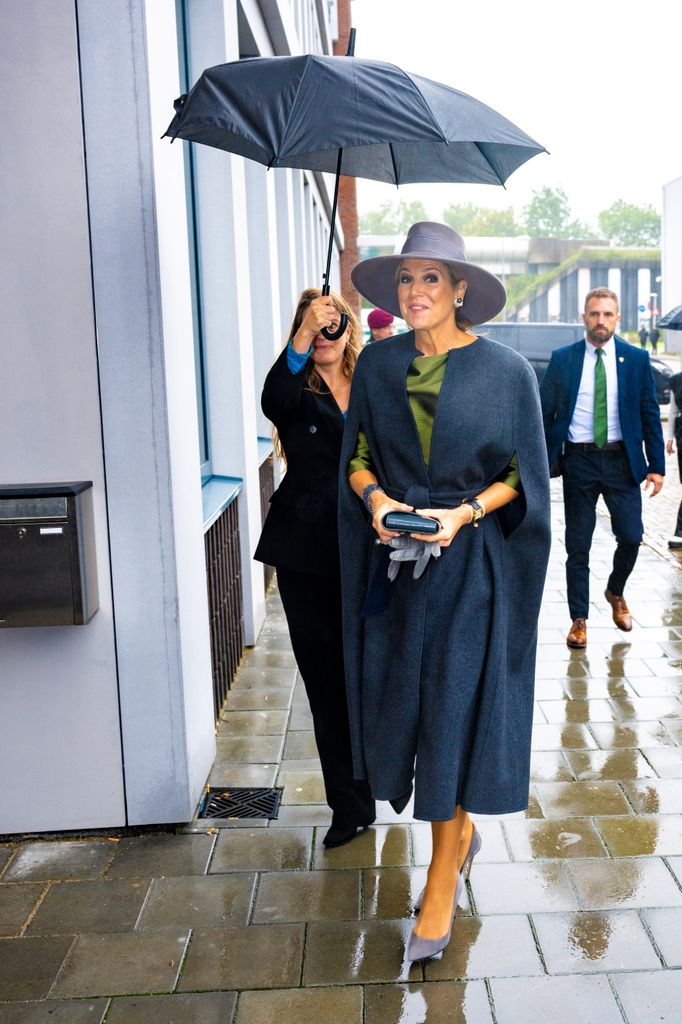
left=522, top=186, right=591, bottom=239
left=359, top=199, right=429, bottom=234
left=443, top=202, right=521, bottom=236
left=597, top=200, right=661, bottom=246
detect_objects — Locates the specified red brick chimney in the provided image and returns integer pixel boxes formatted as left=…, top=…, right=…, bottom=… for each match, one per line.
left=332, top=0, right=361, bottom=319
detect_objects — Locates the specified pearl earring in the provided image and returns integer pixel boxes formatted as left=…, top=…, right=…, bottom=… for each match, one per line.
left=455, top=297, right=464, bottom=308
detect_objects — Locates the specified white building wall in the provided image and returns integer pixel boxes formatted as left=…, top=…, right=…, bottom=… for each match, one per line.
left=0, top=0, right=126, bottom=833
left=1, top=0, right=342, bottom=833
left=76, top=0, right=216, bottom=825
left=662, top=177, right=682, bottom=355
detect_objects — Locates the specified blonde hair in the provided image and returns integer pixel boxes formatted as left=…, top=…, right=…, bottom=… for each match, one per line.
left=273, top=288, right=361, bottom=463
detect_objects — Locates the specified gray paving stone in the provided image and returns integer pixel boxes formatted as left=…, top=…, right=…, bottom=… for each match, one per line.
left=303, top=920, right=418, bottom=985
left=0, top=883, right=45, bottom=936
left=364, top=981, right=493, bottom=1023
left=424, top=914, right=543, bottom=980
left=612, top=969, right=682, bottom=1023
left=4, top=842, right=115, bottom=882
left=220, top=709, right=288, bottom=735
left=137, top=874, right=256, bottom=930
left=490, top=975, right=623, bottom=1024
left=0, top=936, right=73, bottom=1000
left=214, top=734, right=285, bottom=763
left=0, top=849, right=16, bottom=878
left=210, top=828, right=312, bottom=873
left=253, top=869, right=360, bottom=923
left=27, top=879, right=150, bottom=935
left=236, top=986, right=361, bottom=1024
left=531, top=910, right=661, bottom=973
left=105, top=834, right=214, bottom=878
left=0, top=1000, right=107, bottom=1023
left=52, top=929, right=190, bottom=997
left=105, top=992, right=236, bottom=1023
left=178, top=924, right=304, bottom=991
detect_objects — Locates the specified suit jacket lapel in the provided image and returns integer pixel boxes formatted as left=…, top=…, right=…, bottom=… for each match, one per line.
left=567, top=340, right=586, bottom=423
left=614, top=335, right=628, bottom=424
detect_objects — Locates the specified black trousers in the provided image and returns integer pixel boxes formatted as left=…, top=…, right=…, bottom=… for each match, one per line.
left=562, top=446, right=643, bottom=620
left=675, top=448, right=682, bottom=537
left=276, top=568, right=375, bottom=826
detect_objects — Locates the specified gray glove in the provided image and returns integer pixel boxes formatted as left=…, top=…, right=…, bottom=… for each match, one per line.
left=387, top=534, right=441, bottom=581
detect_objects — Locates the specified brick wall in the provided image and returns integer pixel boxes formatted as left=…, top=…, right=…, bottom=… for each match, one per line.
left=332, top=0, right=360, bottom=319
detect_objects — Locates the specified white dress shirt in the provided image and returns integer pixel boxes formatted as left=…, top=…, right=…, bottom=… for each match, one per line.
left=667, top=392, right=678, bottom=440
left=568, top=338, right=622, bottom=443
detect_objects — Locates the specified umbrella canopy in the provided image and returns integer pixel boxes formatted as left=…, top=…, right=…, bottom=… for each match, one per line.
left=164, top=54, right=545, bottom=187
left=658, top=305, right=682, bottom=330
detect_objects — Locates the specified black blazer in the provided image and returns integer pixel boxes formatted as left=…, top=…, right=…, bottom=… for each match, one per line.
left=254, top=347, right=346, bottom=578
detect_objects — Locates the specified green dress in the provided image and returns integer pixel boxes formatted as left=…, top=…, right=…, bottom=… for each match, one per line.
left=349, top=352, right=520, bottom=488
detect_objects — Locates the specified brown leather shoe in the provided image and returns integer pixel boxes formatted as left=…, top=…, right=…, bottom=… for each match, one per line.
left=604, top=589, right=632, bottom=631
left=567, top=617, right=587, bottom=648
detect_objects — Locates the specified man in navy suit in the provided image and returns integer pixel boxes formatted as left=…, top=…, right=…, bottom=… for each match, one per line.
left=540, top=287, right=665, bottom=648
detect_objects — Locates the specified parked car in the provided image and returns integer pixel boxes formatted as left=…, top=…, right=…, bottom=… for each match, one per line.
left=649, top=356, right=673, bottom=405
left=484, top=322, right=673, bottom=405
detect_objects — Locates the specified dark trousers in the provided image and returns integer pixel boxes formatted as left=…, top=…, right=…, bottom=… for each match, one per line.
left=276, top=568, right=375, bottom=826
left=562, top=446, right=643, bottom=619
left=676, top=448, right=682, bottom=537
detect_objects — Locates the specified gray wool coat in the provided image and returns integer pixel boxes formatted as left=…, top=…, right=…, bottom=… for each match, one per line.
left=338, top=331, right=551, bottom=820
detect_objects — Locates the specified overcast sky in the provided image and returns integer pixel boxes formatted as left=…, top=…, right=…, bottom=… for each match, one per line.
left=349, top=0, right=681, bottom=229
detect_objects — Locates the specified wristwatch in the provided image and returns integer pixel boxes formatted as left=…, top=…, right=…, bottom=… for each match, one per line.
left=461, top=497, right=485, bottom=527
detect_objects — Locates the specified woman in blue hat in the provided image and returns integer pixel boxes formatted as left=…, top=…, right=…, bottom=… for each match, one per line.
left=339, top=222, right=551, bottom=962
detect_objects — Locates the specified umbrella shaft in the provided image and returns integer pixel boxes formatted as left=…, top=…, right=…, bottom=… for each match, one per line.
left=322, top=148, right=343, bottom=296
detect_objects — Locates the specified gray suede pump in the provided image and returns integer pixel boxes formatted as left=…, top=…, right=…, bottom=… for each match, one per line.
left=406, top=872, right=464, bottom=963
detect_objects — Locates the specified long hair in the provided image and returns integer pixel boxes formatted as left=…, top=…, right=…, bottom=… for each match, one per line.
left=273, top=288, right=361, bottom=463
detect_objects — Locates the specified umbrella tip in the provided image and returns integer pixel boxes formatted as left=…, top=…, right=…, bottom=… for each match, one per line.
left=346, top=27, right=356, bottom=57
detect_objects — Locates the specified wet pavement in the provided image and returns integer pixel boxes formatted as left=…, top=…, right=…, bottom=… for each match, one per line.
left=2, top=481, right=682, bottom=1022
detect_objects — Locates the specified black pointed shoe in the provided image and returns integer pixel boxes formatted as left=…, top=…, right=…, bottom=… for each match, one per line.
left=322, top=817, right=375, bottom=848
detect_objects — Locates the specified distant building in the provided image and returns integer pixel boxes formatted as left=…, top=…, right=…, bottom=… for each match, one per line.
left=359, top=234, right=661, bottom=330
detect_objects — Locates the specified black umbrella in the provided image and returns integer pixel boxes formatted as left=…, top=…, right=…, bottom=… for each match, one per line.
left=658, top=306, right=682, bottom=330
left=165, top=31, right=545, bottom=338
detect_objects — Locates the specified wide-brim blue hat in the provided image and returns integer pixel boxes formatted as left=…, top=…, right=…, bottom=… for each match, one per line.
left=352, top=221, right=506, bottom=326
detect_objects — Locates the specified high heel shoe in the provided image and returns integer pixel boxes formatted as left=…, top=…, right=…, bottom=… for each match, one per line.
left=406, top=873, right=463, bottom=963
left=413, top=823, right=482, bottom=911
left=460, top=823, right=482, bottom=881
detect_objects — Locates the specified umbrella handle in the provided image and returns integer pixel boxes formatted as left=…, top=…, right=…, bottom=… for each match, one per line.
left=320, top=315, right=348, bottom=341
left=319, top=31, right=355, bottom=344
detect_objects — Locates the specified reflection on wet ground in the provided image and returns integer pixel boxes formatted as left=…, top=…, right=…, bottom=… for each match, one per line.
left=2, top=487, right=682, bottom=1021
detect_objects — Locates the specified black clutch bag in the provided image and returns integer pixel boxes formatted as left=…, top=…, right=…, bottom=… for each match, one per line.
left=381, top=511, right=441, bottom=535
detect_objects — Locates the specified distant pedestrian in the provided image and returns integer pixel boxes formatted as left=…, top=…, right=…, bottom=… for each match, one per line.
left=540, top=287, right=665, bottom=649
left=665, top=371, right=682, bottom=549
left=639, top=325, right=649, bottom=349
left=650, top=325, right=661, bottom=354
left=366, top=307, right=395, bottom=342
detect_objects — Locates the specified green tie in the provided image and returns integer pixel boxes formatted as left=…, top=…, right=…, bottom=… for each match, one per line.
left=594, top=348, right=607, bottom=448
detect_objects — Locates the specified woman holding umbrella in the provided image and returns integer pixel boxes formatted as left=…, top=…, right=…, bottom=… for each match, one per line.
left=340, top=222, right=550, bottom=961
left=255, top=288, right=375, bottom=848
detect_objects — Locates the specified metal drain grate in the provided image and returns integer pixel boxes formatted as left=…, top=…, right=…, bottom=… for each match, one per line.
left=198, top=787, right=283, bottom=820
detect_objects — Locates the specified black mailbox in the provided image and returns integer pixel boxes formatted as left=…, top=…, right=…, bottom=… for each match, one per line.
left=0, top=482, right=99, bottom=628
